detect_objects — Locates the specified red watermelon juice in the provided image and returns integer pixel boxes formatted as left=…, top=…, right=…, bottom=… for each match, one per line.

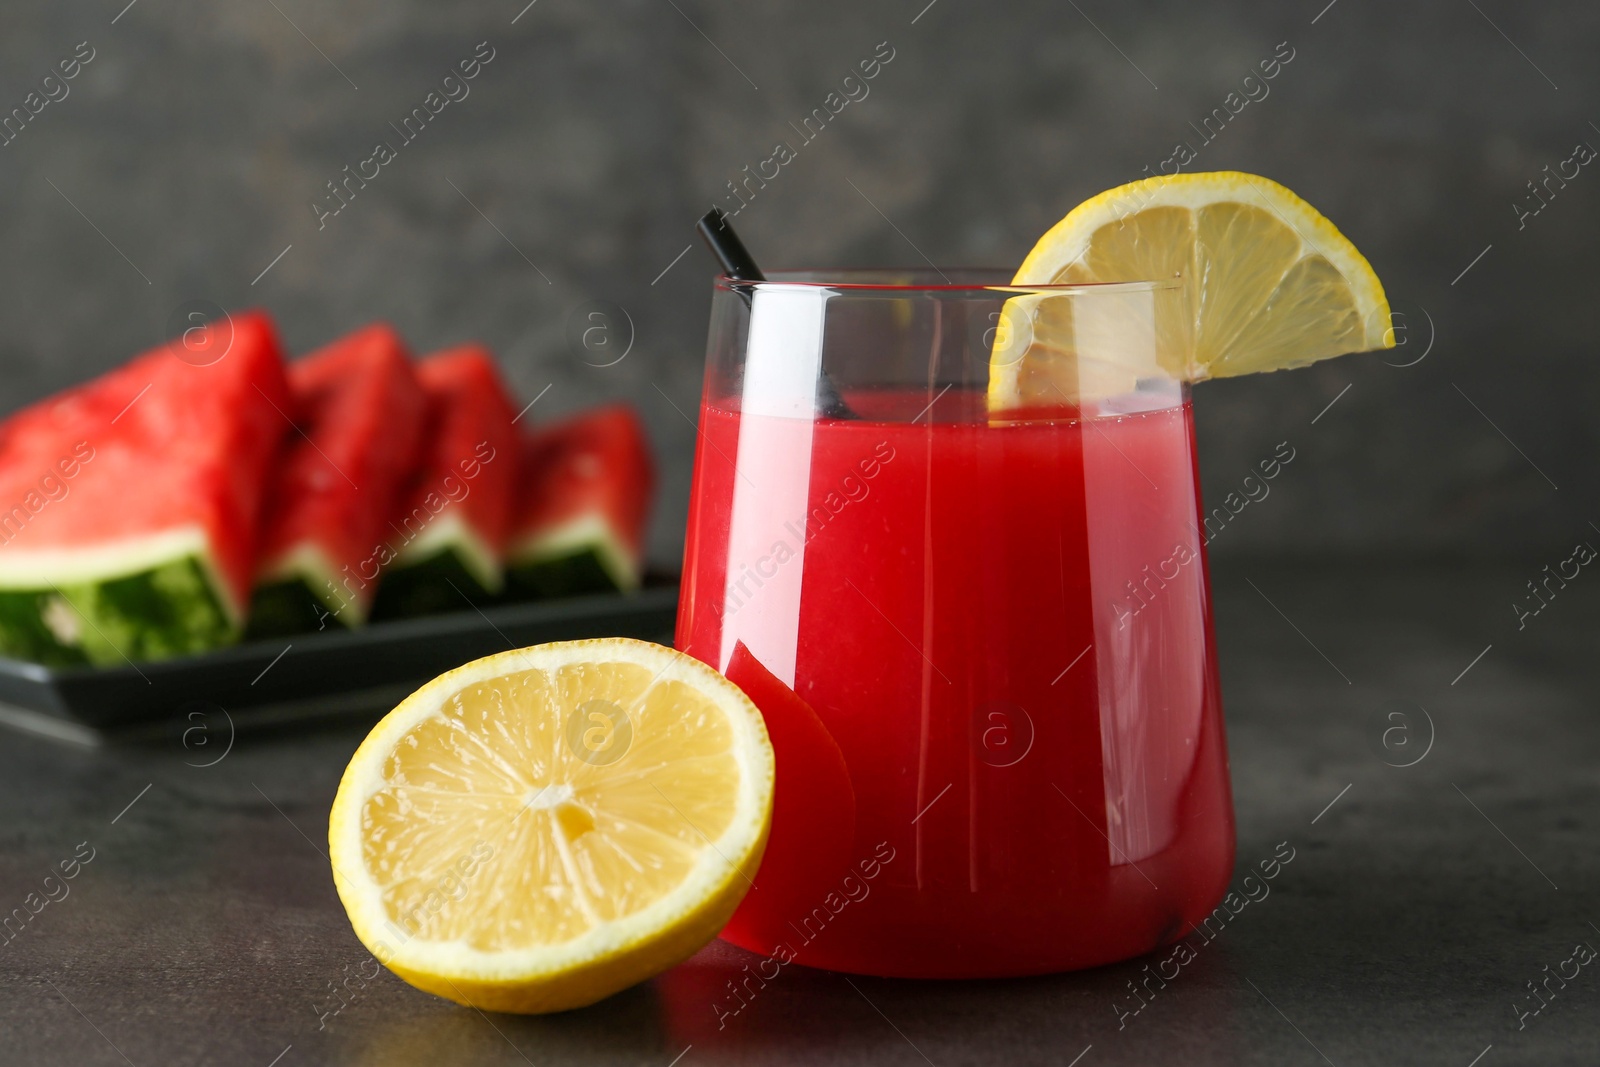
left=677, top=386, right=1234, bottom=978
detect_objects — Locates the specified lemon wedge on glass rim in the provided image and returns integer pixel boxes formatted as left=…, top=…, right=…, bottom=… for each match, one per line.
left=989, top=171, right=1394, bottom=410
left=327, top=638, right=774, bottom=1014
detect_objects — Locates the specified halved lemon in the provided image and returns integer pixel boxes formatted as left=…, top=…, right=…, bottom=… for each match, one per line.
left=990, top=171, right=1394, bottom=410
left=328, top=638, right=774, bottom=1014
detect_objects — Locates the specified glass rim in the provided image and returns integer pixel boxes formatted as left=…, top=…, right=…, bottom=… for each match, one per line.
left=714, top=267, right=1183, bottom=295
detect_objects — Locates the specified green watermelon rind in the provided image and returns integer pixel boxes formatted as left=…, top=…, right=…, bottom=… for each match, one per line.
left=390, top=511, right=503, bottom=595
left=369, top=548, right=499, bottom=620
left=508, top=513, right=640, bottom=598
left=247, top=574, right=365, bottom=640
left=0, top=554, right=235, bottom=667
left=366, top=511, right=503, bottom=620
left=253, top=542, right=365, bottom=632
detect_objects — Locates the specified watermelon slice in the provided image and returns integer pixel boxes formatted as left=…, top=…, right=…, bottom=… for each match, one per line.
left=0, top=310, right=290, bottom=665
left=369, top=345, right=519, bottom=619
left=247, top=324, right=428, bottom=636
left=507, top=404, right=655, bottom=598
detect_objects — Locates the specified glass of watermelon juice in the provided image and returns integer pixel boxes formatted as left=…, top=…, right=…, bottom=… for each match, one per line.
left=676, top=269, right=1235, bottom=978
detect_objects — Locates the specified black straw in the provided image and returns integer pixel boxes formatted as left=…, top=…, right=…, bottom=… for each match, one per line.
left=696, top=209, right=765, bottom=282
left=693, top=209, right=855, bottom=420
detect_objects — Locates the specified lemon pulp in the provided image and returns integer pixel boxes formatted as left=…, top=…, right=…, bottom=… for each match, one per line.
left=329, top=639, right=773, bottom=1013
left=991, top=171, right=1394, bottom=410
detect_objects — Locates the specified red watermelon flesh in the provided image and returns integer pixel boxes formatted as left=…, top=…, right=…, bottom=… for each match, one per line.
left=508, top=404, right=655, bottom=595
left=374, top=345, right=519, bottom=611
left=252, top=323, right=427, bottom=627
left=0, top=309, right=290, bottom=663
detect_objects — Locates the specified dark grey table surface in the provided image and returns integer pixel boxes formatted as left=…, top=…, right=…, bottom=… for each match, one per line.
left=2, top=560, right=1596, bottom=1067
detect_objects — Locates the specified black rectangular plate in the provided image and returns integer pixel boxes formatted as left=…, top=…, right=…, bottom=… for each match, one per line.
left=0, top=582, right=679, bottom=740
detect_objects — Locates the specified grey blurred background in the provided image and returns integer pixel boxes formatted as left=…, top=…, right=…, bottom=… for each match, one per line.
left=0, top=0, right=1592, bottom=569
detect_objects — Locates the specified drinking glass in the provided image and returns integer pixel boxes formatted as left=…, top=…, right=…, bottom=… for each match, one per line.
left=676, top=269, right=1234, bottom=978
